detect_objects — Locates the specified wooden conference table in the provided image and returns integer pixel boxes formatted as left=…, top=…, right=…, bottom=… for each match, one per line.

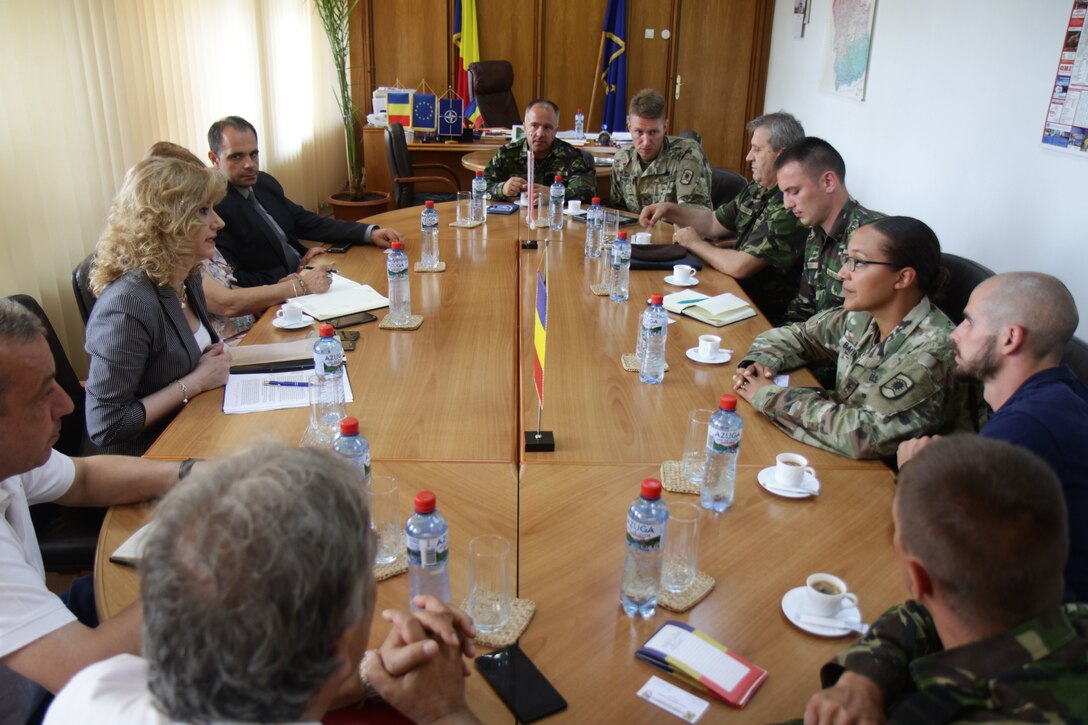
left=97, top=202, right=895, bottom=723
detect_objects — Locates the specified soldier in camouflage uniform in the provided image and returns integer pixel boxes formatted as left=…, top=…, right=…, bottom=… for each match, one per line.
left=482, top=99, right=596, bottom=204
left=640, top=112, right=807, bottom=325
left=608, top=135, right=711, bottom=212
left=734, top=217, right=968, bottom=459
left=800, top=436, right=1087, bottom=723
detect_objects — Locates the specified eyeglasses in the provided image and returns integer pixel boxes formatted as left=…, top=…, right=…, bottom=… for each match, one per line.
left=839, top=252, right=901, bottom=273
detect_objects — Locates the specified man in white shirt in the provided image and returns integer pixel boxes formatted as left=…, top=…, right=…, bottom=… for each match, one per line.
left=0, top=298, right=186, bottom=724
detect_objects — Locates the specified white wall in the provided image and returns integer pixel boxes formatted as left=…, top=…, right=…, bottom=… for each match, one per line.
left=764, top=0, right=1088, bottom=336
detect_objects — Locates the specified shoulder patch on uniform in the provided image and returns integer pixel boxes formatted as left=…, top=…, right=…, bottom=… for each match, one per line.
left=880, top=374, right=914, bottom=399
left=680, top=169, right=694, bottom=185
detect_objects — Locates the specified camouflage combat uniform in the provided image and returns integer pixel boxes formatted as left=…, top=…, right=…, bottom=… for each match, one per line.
left=739, top=297, right=966, bottom=459
left=608, top=136, right=712, bottom=213
left=820, top=600, right=1088, bottom=722
left=781, top=197, right=882, bottom=325
left=714, top=182, right=808, bottom=326
left=483, top=138, right=597, bottom=203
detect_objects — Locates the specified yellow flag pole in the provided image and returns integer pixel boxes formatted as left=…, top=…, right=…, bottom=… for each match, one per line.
left=587, top=30, right=606, bottom=132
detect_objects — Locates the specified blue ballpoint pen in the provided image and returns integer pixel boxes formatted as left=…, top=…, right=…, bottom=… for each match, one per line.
left=264, top=380, right=310, bottom=388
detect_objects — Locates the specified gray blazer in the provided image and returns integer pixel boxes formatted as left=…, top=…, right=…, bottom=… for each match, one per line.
left=84, top=269, right=219, bottom=456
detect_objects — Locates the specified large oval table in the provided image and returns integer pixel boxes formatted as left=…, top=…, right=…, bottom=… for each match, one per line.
left=97, top=202, right=897, bottom=724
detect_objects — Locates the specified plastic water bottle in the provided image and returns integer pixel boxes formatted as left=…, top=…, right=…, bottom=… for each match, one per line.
left=471, top=170, right=487, bottom=222
left=420, top=201, right=440, bottom=270
left=406, top=491, right=451, bottom=609
left=313, top=323, right=344, bottom=378
left=638, top=294, right=667, bottom=384
left=548, top=175, right=565, bottom=231
left=574, top=108, right=585, bottom=141
left=702, top=394, right=743, bottom=512
left=332, top=416, right=371, bottom=488
left=609, top=231, right=631, bottom=302
left=585, top=197, right=603, bottom=259
left=620, top=478, right=669, bottom=618
left=386, top=241, right=411, bottom=325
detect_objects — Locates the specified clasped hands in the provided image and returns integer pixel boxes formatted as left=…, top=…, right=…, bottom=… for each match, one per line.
left=502, top=177, right=549, bottom=199
left=732, top=362, right=776, bottom=402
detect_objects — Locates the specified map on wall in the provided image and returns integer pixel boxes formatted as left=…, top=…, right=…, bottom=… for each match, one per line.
left=820, top=0, right=877, bottom=101
left=1041, top=0, right=1088, bottom=155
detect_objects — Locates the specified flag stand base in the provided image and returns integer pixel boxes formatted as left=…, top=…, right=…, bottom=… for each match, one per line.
left=524, top=431, right=555, bottom=452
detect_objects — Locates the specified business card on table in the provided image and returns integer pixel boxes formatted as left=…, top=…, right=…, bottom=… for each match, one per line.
left=637, top=675, right=710, bottom=722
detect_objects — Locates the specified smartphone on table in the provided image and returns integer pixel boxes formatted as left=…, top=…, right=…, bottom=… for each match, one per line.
left=475, top=644, right=567, bottom=723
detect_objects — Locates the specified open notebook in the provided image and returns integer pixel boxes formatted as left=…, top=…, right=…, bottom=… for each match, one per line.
left=663, top=291, right=756, bottom=328
left=289, top=274, right=388, bottom=320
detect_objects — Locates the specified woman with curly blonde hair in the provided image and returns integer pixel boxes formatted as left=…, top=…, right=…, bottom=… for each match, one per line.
left=85, top=157, right=232, bottom=455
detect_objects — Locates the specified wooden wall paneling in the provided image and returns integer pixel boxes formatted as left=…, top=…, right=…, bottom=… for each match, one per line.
left=622, top=0, right=677, bottom=131
left=475, top=0, right=537, bottom=117
left=370, top=1, right=449, bottom=92
left=539, top=0, right=605, bottom=130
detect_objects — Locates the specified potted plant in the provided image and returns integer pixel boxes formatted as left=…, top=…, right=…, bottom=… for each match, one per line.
left=313, top=0, right=388, bottom=220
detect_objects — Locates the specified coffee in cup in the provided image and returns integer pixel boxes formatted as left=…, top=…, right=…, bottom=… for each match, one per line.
left=775, top=452, right=816, bottom=488
left=276, top=301, right=304, bottom=324
left=673, top=264, right=694, bottom=282
left=804, top=573, right=858, bottom=617
left=698, top=334, right=721, bottom=359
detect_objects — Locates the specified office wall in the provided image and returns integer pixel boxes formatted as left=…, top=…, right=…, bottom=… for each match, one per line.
left=764, top=0, right=1087, bottom=336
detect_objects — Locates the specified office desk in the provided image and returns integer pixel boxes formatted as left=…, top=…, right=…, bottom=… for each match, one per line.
left=362, top=127, right=507, bottom=196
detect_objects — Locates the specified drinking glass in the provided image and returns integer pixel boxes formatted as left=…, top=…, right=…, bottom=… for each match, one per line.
left=662, top=502, right=700, bottom=593
left=456, top=191, right=473, bottom=224
left=467, top=534, right=512, bottom=633
left=307, top=373, right=345, bottom=447
left=682, top=409, right=715, bottom=487
left=603, top=208, right=620, bottom=242
left=367, top=475, right=401, bottom=565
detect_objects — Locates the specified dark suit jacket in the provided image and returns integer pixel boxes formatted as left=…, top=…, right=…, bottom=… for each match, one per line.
left=214, top=171, right=376, bottom=286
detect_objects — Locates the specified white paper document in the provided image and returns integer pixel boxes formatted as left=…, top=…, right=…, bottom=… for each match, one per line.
left=290, top=274, right=388, bottom=320
left=110, top=521, right=156, bottom=566
left=637, top=676, right=709, bottom=722
left=222, top=370, right=354, bottom=414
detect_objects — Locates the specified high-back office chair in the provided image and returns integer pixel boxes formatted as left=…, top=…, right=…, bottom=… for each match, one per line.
left=72, top=253, right=96, bottom=323
left=384, top=122, right=461, bottom=210
left=469, top=60, right=520, bottom=128
left=7, top=295, right=105, bottom=573
left=678, top=129, right=702, bottom=145
left=710, top=168, right=747, bottom=209
left=1063, top=336, right=1088, bottom=385
left=933, top=253, right=995, bottom=326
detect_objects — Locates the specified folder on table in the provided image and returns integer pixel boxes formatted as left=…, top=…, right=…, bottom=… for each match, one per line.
left=289, top=275, right=389, bottom=320
left=662, top=291, right=756, bottom=328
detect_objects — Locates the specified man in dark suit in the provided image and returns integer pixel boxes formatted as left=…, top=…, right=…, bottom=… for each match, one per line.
left=207, top=116, right=403, bottom=287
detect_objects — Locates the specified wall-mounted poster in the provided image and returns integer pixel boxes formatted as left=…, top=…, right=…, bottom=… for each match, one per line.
left=820, top=0, right=877, bottom=101
left=1042, top=0, right=1088, bottom=154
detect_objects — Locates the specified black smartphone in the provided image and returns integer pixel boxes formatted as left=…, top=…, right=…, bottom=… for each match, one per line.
left=326, top=243, right=351, bottom=253
left=328, top=310, right=377, bottom=328
left=475, top=645, right=566, bottom=723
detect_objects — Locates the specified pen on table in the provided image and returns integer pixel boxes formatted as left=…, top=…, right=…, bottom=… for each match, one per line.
left=264, top=380, right=310, bottom=388
left=302, top=266, right=338, bottom=273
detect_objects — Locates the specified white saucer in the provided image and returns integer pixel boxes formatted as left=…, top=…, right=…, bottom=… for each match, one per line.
left=757, top=467, right=819, bottom=498
left=664, top=275, right=698, bottom=286
left=272, top=314, right=315, bottom=330
left=685, top=347, right=731, bottom=365
left=781, top=586, right=862, bottom=637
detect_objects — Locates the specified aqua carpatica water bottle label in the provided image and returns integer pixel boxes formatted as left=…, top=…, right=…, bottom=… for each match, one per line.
left=626, top=518, right=665, bottom=551
left=406, top=532, right=449, bottom=567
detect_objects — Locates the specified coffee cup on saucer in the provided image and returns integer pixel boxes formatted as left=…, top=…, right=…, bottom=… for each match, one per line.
left=633, top=231, right=652, bottom=245
left=774, top=452, right=816, bottom=489
left=567, top=199, right=582, bottom=214
left=804, top=573, right=859, bottom=617
left=276, top=301, right=304, bottom=324
left=698, top=335, right=722, bottom=360
left=673, top=264, right=694, bottom=283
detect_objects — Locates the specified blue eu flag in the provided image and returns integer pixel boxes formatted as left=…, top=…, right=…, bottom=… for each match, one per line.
left=600, top=0, right=627, bottom=133
left=412, top=94, right=437, bottom=131
left=438, top=97, right=464, bottom=136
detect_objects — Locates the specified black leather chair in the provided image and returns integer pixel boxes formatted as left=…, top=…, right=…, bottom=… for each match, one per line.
left=933, top=253, right=995, bottom=325
left=1063, top=336, right=1088, bottom=385
left=8, top=295, right=105, bottom=573
left=469, top=60, right=520, bottom=128
left=384, top=122, right=461, bottom=210
left=678, top=129, right=702, bottom=145
left=72, top=253, right=96, bottom=323
left=710, top=168, right=747, bottom=209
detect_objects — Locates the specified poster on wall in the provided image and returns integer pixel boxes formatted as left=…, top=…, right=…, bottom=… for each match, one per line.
left=1041, top=0, right=1088, bottom=154
left=820, top=0, right=877, bottom=101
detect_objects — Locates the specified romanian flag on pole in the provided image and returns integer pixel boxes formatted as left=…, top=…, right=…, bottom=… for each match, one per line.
left=465, top=99, right=483, bottom=129
left=387, top=92, right=412, bottom=126
left=453, top=0, right=480, bottom=102
left=532, top=265, right=548, bottom=405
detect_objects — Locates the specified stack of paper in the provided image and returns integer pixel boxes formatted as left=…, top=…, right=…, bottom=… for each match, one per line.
left=222, top=370, right=354, bottom=415
left=662, top=291, right=757, bottom=328
left=289, top=275, right=388, bottom=321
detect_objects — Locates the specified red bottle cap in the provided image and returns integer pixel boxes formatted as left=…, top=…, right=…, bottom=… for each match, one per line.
left=319, top=323, right=335, bottom=337
left=640, top=478, right=662, bottom=500
left=577, top=107, right=583, bottom=113
left=591, top=197, right=601, bottom=204
left=618, top=231, right=628, bottom=240
left=475, top=170, right=483, bottom=176
left=339, top=417, right=359, bottom=435
left=650, top=294, right=663, bottom=305
left=414, top=491, right=436, bottom=513
left=391, top=241, right=404, bottom=251
left=554, top=175, right=562, bottom=182
left=425, top=200, right=434, bottom=207
left=720, top=394, right=738, bottom=411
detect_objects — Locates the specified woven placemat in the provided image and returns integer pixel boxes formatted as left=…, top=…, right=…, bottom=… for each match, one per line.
left=620, top=353, right=669, bottom=373
left=658, top=571, right=715, bottom=612
left=660, top=460, right=699, bottom=495
left=590, top=284, right=611, bottom=296
left=414, top=261, right=446, bottom=273
left=379, top=314, right=424, bottom=330
left=374, top=553, right=408, bottom=582
left=449, top=220, right=483, bottom=229
left=457, top=597, right=537, bottom=648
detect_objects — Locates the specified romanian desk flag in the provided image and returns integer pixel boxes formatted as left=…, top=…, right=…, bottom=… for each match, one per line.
left=453, top=0, right=481, bottom=102
left=438, top=97, right=464, bottom=136
left=533, top=267, right=548, bottom=405
left=465, top=99, right=483, bottom=129
left=600, top=0, right=628, bottom=132
left=387, top=92, right=412, bottom=126
left=412, top=94, right=437, bottom=131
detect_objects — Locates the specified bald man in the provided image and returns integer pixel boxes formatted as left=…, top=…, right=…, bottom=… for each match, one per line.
left=898, top=272, right=1088, bottom=600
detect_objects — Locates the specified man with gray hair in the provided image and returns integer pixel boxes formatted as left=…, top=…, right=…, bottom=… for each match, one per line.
left=46, top=444, right=480, bottom=723
left=640, top=112, right=809, bottom=324
left=898, top=272, right=1088, bottom=600
left=0, top=298, right=187, bottom=723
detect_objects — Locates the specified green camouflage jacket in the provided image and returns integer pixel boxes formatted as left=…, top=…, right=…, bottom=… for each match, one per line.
left=821, top=600, right=1088, bottom=723
left=482, top=138, right=597, bottom=203
left=715, top=182, right=808, bottom=325
left=740, top=297, right=966, bottom=459
left=782, top=197, right=883, bottom=325
left=607, top=136, right=712, bottom=213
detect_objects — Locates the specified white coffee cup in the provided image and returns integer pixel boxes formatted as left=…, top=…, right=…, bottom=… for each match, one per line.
left=673, top=264, right=694, bottom=282
left=698, top=334, right=721, bottom=359
left=567, top=199, right=582, bottom=214
left=775, top=452, right=816, bottom=488
left=633, top=231, right=652, bottom=245
left=804, top=573, right=859, bottom=617
left=276, top=301, right=304, bottom=324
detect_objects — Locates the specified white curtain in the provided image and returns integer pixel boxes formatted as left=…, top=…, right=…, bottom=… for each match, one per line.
left=0, top=0, right=349, bottom=374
